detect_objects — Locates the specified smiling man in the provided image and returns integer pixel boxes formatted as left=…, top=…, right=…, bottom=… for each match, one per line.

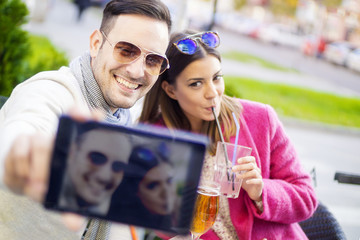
left=0, top=0, right=171, bottom=238
left=0, top=0, right=171, bottom=202
left=59, top=129, right=132, bottom=215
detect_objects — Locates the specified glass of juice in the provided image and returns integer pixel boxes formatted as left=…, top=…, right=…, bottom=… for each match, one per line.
left=189, top=181, right=220, bottom=240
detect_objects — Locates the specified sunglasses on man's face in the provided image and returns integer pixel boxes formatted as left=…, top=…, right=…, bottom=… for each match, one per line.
left=101, top=31, right=170, bottom=76
left=173, top=31, right=220, bottom=55
left=88, top=151, right=127, bottom=173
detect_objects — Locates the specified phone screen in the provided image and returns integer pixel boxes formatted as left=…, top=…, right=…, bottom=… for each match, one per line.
left=44, top=115, right=208, bottom=234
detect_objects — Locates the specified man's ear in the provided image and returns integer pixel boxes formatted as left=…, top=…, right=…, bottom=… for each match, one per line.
left=89, top=30, right=102, bottom=58
left=161, top=81, right=177, bottom=100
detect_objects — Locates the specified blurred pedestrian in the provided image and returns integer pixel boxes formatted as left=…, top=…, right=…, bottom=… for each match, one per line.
left=73, top=0, right=91, bottom=21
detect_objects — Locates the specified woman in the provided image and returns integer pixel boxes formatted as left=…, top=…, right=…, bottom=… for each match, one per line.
left=109, top=143, right=177, bottom=230
left=139, top=30, right=317, bottom=240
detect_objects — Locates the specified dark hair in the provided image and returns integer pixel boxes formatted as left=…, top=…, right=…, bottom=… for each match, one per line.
left=100, top=0, right=172, bottom=34
left=109, top=142, right=173, bottom=220
left=140, top=30, right=241, bottom=154
left=126, top=142, right=171, bottom=177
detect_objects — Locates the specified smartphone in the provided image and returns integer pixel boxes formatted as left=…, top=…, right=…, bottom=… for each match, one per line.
left=44, top=115, right=208, bottom=234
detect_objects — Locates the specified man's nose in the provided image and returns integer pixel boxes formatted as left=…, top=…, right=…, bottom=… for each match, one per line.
left=96, top=164, right=114, bottom=182
left=124, top=54, right=146, bottom=78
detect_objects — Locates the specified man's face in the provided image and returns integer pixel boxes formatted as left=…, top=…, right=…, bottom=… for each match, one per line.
left=68, top=129, right=131, bottom=205
left=90, top=14, right=169, bottom=112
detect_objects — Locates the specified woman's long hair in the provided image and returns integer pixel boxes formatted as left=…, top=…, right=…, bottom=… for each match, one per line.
left=140, top=30, right=242, bottom=154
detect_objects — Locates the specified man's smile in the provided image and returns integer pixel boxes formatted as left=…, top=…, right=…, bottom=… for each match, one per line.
left=115, top=75, right=141, bottom=90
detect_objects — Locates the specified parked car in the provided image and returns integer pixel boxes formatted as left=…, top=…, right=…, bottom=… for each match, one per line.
left=257, top=23, right=305, bottom=49
left=323, top=41, right=357, bottom=66
left=346, top=48, right=360, bottom=73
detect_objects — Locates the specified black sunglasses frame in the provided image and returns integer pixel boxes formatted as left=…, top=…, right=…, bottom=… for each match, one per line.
left=88, top=151, right=127, bottom=173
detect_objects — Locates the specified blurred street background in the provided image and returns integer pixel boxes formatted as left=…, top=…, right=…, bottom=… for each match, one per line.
left=1, top=0, right=360, bottom=239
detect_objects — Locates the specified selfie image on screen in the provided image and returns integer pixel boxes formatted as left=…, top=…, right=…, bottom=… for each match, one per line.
left=45, top=116, right=207, bottom=234
left=58, top=128, right=132, bottom=216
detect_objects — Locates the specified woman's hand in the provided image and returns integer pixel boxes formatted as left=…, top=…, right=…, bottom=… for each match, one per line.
left=232, top=156, right=263, bottom=201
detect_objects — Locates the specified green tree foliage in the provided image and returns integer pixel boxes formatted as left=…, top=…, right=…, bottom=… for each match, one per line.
left=270, top=0, right=298, bottom=17
left=321, top=0, right=342, bottom=8
left=0, top=0, right=30, bottom=96
left=233, top=0, right=247, bottom=10
left=22, top=35, right=68, bottom=82
left=232, top=0, right=342, bottom=17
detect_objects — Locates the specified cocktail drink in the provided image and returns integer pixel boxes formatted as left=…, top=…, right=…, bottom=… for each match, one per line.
left=190, top=183, right=220, bottom=240
left=219, top=174, right=242, bottom=198
left=215, top=142, right=252, bottom=199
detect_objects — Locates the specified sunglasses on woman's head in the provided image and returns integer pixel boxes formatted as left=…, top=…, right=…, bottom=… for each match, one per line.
left=101, top=31, right=170, bottom=76
left=88, top=151, right=127, bottom=173
left=173, top=31, right=220, bottom=55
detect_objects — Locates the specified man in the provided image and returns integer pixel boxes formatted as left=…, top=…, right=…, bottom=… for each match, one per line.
left=0, top=0, right=171, bottom=238
left=59, top=128, right=132, bottom=215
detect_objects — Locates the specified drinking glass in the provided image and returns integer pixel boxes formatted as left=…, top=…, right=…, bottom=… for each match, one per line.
left=189, top=181, right=220, bottom=240
left=215, top=142, right=252, bottom=198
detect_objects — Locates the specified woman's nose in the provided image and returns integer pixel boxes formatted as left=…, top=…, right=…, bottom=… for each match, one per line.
left=205, top=82, right=218, bottom=99
left=159, top=183, right=170, bottom=198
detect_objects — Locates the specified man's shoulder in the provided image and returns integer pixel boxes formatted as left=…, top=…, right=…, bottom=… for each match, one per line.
left=13, top=67, right=82, bottom=97
left=27, top=67, right=77, bottom=86
left=7, top=67, right=86, bottom=111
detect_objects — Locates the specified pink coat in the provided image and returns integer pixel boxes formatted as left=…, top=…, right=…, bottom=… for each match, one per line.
left=159, top=99, right=317, bottom=240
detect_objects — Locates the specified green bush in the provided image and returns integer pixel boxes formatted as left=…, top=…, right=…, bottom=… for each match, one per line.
left=22, top=34, right=69, bottom=81
left=0, top=0, right=30, bottom=96
left=0, top=0, right=69, bottom=97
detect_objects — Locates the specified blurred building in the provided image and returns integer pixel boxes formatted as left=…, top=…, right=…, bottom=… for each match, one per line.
left=341, top=0, right=360, bottom=44
left=296, top=0, right=360, bottom=45
left=23, top=0, right=51, bottom=22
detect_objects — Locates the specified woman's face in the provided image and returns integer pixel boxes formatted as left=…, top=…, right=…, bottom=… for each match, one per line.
left=138, top=162, right=175, bottom=215
left=163, top=55, right=224, bottom=132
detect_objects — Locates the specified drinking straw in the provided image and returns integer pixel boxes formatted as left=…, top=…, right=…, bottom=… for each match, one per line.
left=212, top=107, right=230, bottom=181
left=130, top=225, right=138, bottom=240
left=231, top=112, right=240, bottom=165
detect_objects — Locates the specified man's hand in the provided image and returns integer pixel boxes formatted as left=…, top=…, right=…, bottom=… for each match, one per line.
left=3, top=107, right=104, bottom=202
left=3, top=133, right=52, bottom=202
left=2, top=107, right=104, bottom=231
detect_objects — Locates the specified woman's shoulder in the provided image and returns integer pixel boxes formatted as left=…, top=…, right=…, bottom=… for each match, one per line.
left=238, top=99, right=270, bottom=114
left=236, top=98, right=280, bottom=127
